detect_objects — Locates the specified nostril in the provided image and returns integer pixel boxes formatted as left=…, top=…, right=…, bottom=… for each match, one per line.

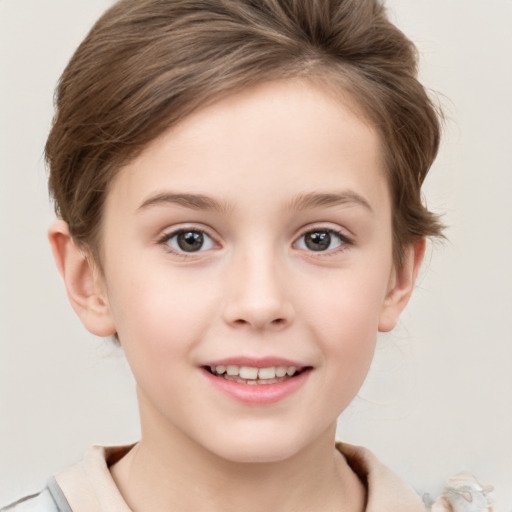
left=230, top=317, right=286, bottom=328
left=223, top=300, right=294, bottom=329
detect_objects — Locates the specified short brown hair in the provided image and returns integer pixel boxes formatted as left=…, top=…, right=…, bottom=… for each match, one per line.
left=46, top=0, right=444, bottom=266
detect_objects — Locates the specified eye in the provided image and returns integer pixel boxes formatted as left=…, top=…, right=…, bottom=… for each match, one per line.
left=295, top=229, right=349, bottom=252
left=162, top=229, right=216, bottom=253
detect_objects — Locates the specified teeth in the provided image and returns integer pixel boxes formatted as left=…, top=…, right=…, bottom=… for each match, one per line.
left=209, top=364, right=301, bottom=381
left=239, top=366, right=259, bottom=379
left=286, top=366, right=297, bottom=376
left=226, top=365, right=239, bottom=376
left=258, top=367, right=276, bottom=379
left=275, top=366, right=287, bottom=377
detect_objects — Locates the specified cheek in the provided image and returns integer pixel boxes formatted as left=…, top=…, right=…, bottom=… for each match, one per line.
left=302, top=265, right=391, bottom=368
left=106, top=265, right=220, bottom=363
left=106, top=269, right=222, bottom=414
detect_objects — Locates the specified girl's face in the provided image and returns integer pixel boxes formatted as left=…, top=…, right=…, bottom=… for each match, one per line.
left=92, top=79, right=416, bottom=463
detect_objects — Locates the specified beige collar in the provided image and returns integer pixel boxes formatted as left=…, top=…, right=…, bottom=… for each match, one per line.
left=337, top=443, right=426, bottom=511
left=55, top=443, right=425, bottom=512
left=55, top=445, right=133, bottom=512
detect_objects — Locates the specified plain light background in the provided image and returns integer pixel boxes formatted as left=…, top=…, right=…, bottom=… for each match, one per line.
left=1, top=0, right=511, bottom=508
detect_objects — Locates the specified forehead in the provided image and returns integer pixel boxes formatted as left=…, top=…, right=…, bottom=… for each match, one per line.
left=106, top=79, right=388, bottom=216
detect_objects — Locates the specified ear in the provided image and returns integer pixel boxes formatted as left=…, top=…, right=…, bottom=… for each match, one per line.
left=48, top=220, right=116, bottom=337
left=378, top=238, right=426, bottom=332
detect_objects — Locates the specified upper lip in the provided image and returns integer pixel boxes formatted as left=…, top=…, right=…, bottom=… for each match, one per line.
left=201, top=357, right=308, bottom=368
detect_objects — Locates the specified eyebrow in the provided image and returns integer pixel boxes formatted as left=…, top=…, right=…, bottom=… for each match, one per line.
left=137, top=192, right=232, bottom=213
left=137, top=190, right=373, bottom=215
left=288, top=191, right=374, bottom=213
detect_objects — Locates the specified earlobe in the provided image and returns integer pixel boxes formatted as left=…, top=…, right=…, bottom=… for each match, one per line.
left=378, top=238, right=426, bottom=333
left=48, top=220, right=116, bottom=337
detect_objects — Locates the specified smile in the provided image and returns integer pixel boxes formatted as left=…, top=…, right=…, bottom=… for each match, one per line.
left=205, top=365, right=304, bottom=385
left=201, top=357, right=312, bottom=404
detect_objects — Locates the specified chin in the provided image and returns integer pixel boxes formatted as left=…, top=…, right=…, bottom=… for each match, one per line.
left=204, top=429, right=314, bottom=465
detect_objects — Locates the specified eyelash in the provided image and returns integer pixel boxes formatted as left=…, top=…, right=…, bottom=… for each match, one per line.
left=157, top=228, right=219, bottom=259
left=157, top=226, right=353, bottom=258
left=294, top=228, right=353, bottom=255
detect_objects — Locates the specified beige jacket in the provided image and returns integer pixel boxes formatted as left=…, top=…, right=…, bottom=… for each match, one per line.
left=3, top=443, right=426, bottom=511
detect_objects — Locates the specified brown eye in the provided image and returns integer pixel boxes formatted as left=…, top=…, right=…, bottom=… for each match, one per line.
left=305, top=231, right=331, bottom=251
left=177, top=231, right=204, bottom=252
left=296, top=229, right=347, bottom=252
left=165, top=230, right=215, bottom=253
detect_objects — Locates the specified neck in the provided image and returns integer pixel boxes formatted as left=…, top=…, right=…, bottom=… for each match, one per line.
left=110, top=401, right=365, bottom=512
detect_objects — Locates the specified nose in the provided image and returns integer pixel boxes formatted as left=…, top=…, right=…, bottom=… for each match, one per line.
left=222, top=249, right=294, bottom=331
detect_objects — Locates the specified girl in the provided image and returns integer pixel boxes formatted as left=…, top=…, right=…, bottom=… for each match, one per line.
left=3, top=0, right=445, bottom=510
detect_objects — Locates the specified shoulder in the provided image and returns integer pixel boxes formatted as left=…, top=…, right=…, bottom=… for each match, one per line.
left=336, top=442, right=427, bottom=512
left=1, top=490, right=57, bottom=512
left=2, top=445, right=134, bottom=512
left=1, top=479, right=72, bottom=512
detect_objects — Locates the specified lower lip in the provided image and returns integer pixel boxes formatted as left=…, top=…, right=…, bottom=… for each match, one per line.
left=201, top=368, right=311, bottom=405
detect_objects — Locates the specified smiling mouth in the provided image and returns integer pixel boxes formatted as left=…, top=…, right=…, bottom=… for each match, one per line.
left=204, top=364, right=308, bottom=385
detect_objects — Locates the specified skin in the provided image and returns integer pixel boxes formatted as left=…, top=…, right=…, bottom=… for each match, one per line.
left=49, top=79, right=424, bottom=512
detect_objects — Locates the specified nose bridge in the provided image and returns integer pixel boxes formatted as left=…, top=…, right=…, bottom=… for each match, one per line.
left=222, top=240, right=293, bottom=330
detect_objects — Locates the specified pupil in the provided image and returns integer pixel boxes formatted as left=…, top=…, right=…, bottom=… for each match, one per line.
left=305, top=231, right=330, bottom=251
left=177, top=231, right=204, bottom=252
